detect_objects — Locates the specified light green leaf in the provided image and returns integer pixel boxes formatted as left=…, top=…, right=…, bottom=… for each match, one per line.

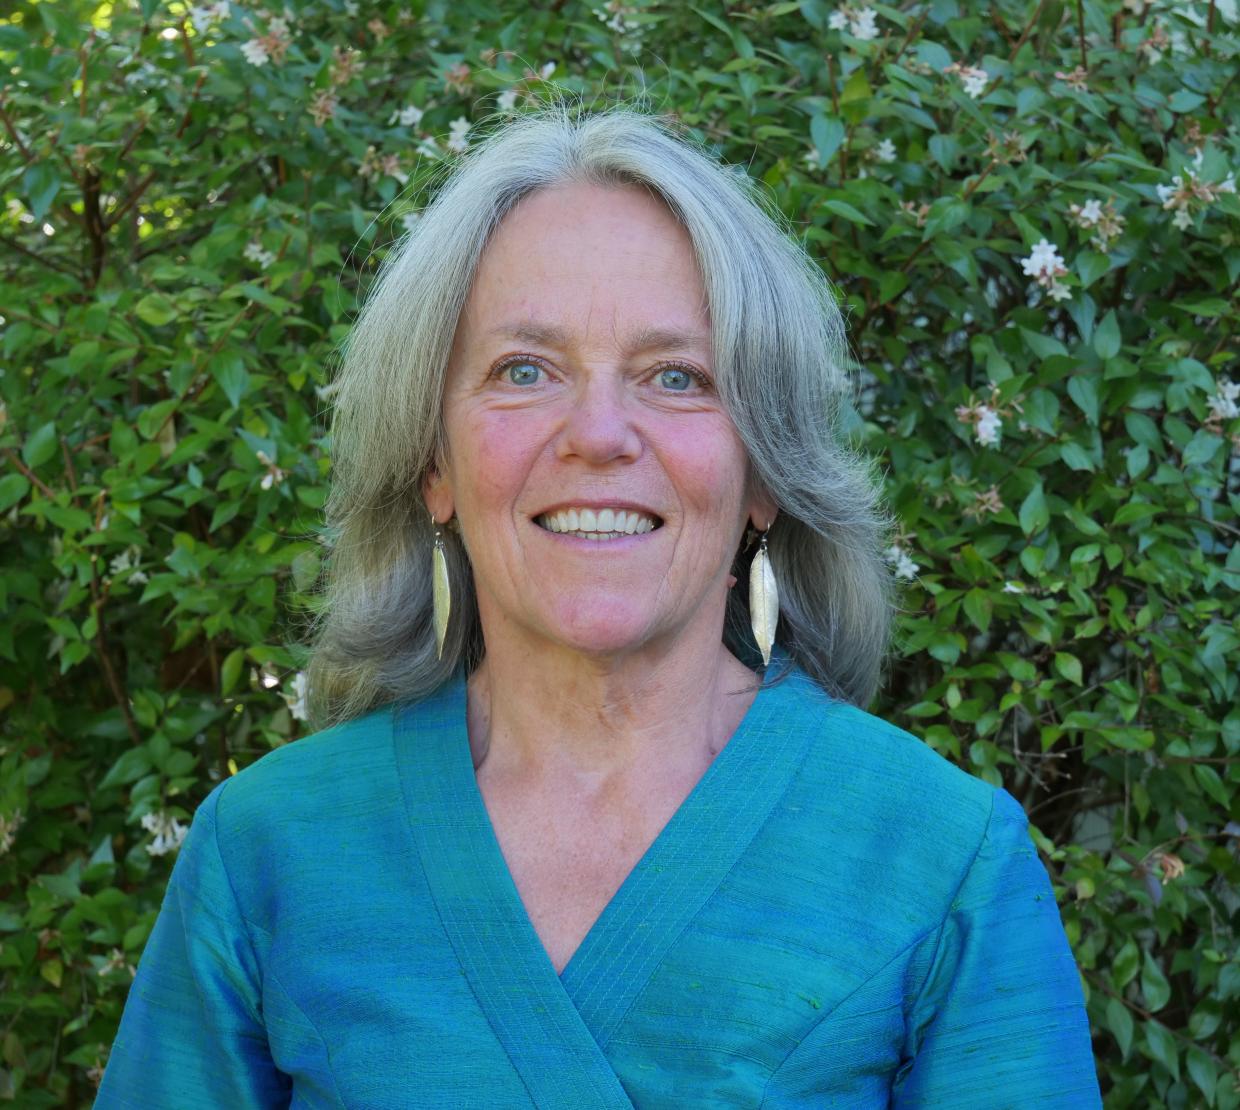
left=820, top=199, right=873, bottom=226
left=1054, top=652, right=1083, bottom=685
left=1019, top=483, right=1049, bottom=536
left=1106, top=998, right=1134, bottom=1059
left=810, top=114, right=845, bottom=168
left=1141, top=953, right=1172, bottom=1012
left=22, top=421, right=58, bottom=468
left=1093, top=310, right=1121, bottom=360
left=134, top=294, right=180, bottom=327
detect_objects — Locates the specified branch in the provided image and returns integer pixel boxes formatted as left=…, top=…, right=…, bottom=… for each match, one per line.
left=0, top=233, right=81, bottom=277
left=1010, top=0, right=1050, bottom=61
left=1076, top=0, right=1088, bottom=70
left=2, top=447, right=56, bottom=498
left=0, top=100, right=33, bottom=163
left=82, top=168, right=106, bottom=286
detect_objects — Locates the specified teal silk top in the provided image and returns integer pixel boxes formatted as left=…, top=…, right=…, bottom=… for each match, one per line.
left=98, top=667, right=1101, bottom=1107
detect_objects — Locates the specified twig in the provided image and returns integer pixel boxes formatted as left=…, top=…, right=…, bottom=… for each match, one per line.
left=1076, top=0, right=1088, bottom=70
left=3, top=447, right=56, bottom=498
left=0, top=233, right=80, bottom=277
left=1010, top=0, right=1050, bottom=61
left=0, top=101, right=33, bottom=162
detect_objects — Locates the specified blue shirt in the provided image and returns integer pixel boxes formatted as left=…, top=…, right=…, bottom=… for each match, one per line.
left=98, top=667, right=1101, bottom=1107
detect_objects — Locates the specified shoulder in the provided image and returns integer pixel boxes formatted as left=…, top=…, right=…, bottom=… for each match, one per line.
left=206, top=702, right=399, bottom=838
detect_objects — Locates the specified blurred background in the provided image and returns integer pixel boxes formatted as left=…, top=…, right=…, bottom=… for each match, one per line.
left=0, top=0, right=1237, bottom=1104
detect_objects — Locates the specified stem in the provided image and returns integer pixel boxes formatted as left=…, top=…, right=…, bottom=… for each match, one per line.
left=1076, top=0, right=1088, bottom=70
left=1010, top=0, right=1050, bottom=61
left=3, top=448, right=56, bottom=499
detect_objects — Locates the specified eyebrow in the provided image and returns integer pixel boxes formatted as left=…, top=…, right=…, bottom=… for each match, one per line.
left=487, top=321, right=710, bottom=355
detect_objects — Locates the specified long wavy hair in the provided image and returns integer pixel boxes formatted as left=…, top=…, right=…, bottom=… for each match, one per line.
left=306, top=104, right=896, bottom=728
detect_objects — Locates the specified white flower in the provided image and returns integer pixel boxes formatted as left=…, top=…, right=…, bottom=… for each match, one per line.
left=189, top=2, right=229, bottom=32
left=851, top=7, right=879, bottom=40
left=268, top=16, right=290, bottom=37
left=497, top=88, right=519, bottom=112
left=389, top=104, right=424, bottom=127
left=1172, top=208, right=1193, bottom=230
left=539, top=61, right=556, bottom=79
left=401, top=210, right=422, bottom=234
left=828, top=10, right=849, bottom=29
left=874, top=138, right=897, bottom=163
left=344, top=0, right=358, bottom=13
left=959, top=66, right=988, bottom=98
left=243, top=241, right=275, bottom=269
left=130, top=570, right=149, bottom=586
left=445, top=117, right=471, bottom=153
left=1209, top=379, right=1240, bottom=421
left=284, top=671, right=309, bottom=721
left=1155, top=177, right=1180, bottom=206
left=141, top=811, right=187, bottom=857
left=1002, top=581, right=1026, bottom=594
left=804, top=145, right=820, bottom=168
left=256, top=449, right=286, bottom=488
left=240, top=38, right=270, bottom=66
left=976, top=405, right=1002, bottom=445
left=1077, top=198, right=1103, bottom=225
left=0, top=810, right=23, bottom=857
left=109, top=551, right=133, bottom=576
left=885, top=544, right=920, bottom=581
left=1220, top=173, right=1236, bottom=194
left=1021, top=238, right=1067, bottom=282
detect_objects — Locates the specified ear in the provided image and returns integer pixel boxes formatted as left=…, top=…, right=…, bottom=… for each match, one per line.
left=421, top=463, right=455, bottom=526
left=746, top=487, right=778, bottom=536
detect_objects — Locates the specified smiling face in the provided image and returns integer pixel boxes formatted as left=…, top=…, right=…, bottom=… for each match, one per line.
left=424, top=181, right=774, bottom=663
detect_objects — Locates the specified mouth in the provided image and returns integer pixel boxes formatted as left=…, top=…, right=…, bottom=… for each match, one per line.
left=534, top=506, right=663, bottom=540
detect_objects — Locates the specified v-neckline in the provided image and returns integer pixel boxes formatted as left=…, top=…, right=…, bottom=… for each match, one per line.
left=393, top=659, right=820, bottom=1101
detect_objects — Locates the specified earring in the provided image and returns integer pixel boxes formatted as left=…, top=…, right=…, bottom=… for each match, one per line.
left=431, top=512, right=451, bottom=660
left=748, top=525, right=779, bottom=667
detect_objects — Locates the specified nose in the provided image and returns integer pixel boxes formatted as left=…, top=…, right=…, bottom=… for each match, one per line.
left=554, top=372, right=643, bottom=466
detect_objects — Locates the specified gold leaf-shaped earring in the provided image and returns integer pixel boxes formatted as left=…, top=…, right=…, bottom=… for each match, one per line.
left=431, top=513, right=451, bottom=660
left=749, top=526, right=779, bottom=667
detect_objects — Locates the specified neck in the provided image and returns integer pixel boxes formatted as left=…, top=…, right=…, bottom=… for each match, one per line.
left=465, top=631, right=759, bottom=788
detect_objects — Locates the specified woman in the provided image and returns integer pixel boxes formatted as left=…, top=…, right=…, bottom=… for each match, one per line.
left=98, top=107, right=1101, bottom=1107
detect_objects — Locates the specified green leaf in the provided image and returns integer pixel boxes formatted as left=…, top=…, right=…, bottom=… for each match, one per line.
left=220, top=647, right=246, bottom=696
left=99, top=748, right=153, bottom=790
left=1112, top=939, right=1140, bottom=989
left=1182, top=431, right=1222, bottom=468
left=1059, top=442, right=1095, bottom=471
left=1054, top=652, right=1083, bottom=685
left=23, top=162, right=61, bottom=221
left=22, top=421, right=58, bottom=468
left=878, top=271, right=908, bottom=304
left=810, top=114, right=845, bottom=167
left=1125, top=412, right=1161, bottom=450
left=1067, top=375, right=1100, bottom=425
left=209, top=352, right=250, bottom=410
left=1106, top=998, right=1134, bottom=1058
left=1075, top=251, right=1110, bottom=288
left=0, top=473, right=31, bottom=512
left=1021, top=328, right=1067, bottom=361
left=1193, top=764, right=1231, bottom=808
left=1019, top=483, right=1049, bottom=536
left=1141, top=953, right=1172, bottom=1012
left=1143, top=1019, right=1180, bottom=1081
left=1093, top=310, right=1121, bottom=360
left=134, top=293, right=180, bottom=327
left=820, top=199, right=873, bottom=226
left=1186, top=1045, right=1218, bottom=1103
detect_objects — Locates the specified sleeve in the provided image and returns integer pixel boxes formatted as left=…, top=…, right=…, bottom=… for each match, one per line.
left=94, top=782, right=291, bottom=1109
left=890, top=788, right=1102, bottom=1108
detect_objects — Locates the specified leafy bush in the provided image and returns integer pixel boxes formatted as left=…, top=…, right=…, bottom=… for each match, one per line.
left=1, top=0, right=1237, bottom=1104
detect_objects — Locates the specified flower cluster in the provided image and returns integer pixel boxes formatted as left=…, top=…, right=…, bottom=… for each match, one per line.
left=0, top=810, right=22, bottom=857
left=899, top=200, right=930, bottom=228
left=141, top=810, right=188, bottom=856
left=444, top=62, right=471, bottom=94
left=445, top=117, right=471, bottom=154
left=956, top=400, right=1003, bottom=446
left=828, top=5, right=880, bottom=40
left=985, top=129, right=1029, bottom=165
left=388, top=104, right=424, bottom=128
left=594, top=1, right=643, bottom=38
left=330, top=45, right=362, bottom=86
left=944, top=62, right=988, bottom=98
left=108, top=547, right=149, bottom=586
left=240, top=15, right=292, bottom=67
left=884, top=543, right=920, bottom=581
left=1067, top=197, right=1126, bottom=251
left=309, top=90, right=338, bottom=126
left=1207, top=379, right=1239, bottom=427
left=284, top=671, right=309, bottom=721
left=244, top=240, right=276, bottom=269
left=1054, top=66, right=1089, bottom=92
left=965, top=485, right=1005, bottom=519
left=189, top=1, right=230, bottom=33
left=358, top=145, right=407, bottom=181
left=1020, top=238, right=1072, bottom=302
left=98, top=947, right=136, bottom=979
left=256, top=449, right=286, bottom=489
left=1155, top=162, right=1236, bottom=231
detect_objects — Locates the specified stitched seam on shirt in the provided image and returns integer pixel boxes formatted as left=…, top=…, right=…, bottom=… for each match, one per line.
left=757, top=785, right=998, bottom=1108
left=263, top=961, right=351, bottom=1110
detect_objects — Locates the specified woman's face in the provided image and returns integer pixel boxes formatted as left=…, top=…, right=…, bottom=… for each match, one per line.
left=426, top=181, right=773, bottom=661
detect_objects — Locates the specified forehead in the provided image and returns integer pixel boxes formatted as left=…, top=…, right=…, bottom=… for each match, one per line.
left=457, top=181, right=710, bottom=350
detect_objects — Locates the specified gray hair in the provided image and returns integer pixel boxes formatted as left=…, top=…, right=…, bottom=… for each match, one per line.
left=307, top=104, right=895, bottom=728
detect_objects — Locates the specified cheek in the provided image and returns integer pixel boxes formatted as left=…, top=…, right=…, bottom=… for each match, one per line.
left=447, top=410, right=546, bottom=512
left=666, top=420, right=751, bottom=512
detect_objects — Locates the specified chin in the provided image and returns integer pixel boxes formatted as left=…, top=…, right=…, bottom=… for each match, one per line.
left=542, top=602, right=664, bottom=657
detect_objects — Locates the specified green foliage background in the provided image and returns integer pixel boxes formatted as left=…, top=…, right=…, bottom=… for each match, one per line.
left=1, top=0, right=1238, bottom=1104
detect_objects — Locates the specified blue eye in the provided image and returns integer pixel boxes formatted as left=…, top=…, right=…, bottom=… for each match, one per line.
left=505, top=361, right=542, bottom=386
left=659, top=367, right=693, bottom=391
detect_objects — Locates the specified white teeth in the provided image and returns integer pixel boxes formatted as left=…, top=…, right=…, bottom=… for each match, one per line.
left=537, top=507, right=659, bottom=538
